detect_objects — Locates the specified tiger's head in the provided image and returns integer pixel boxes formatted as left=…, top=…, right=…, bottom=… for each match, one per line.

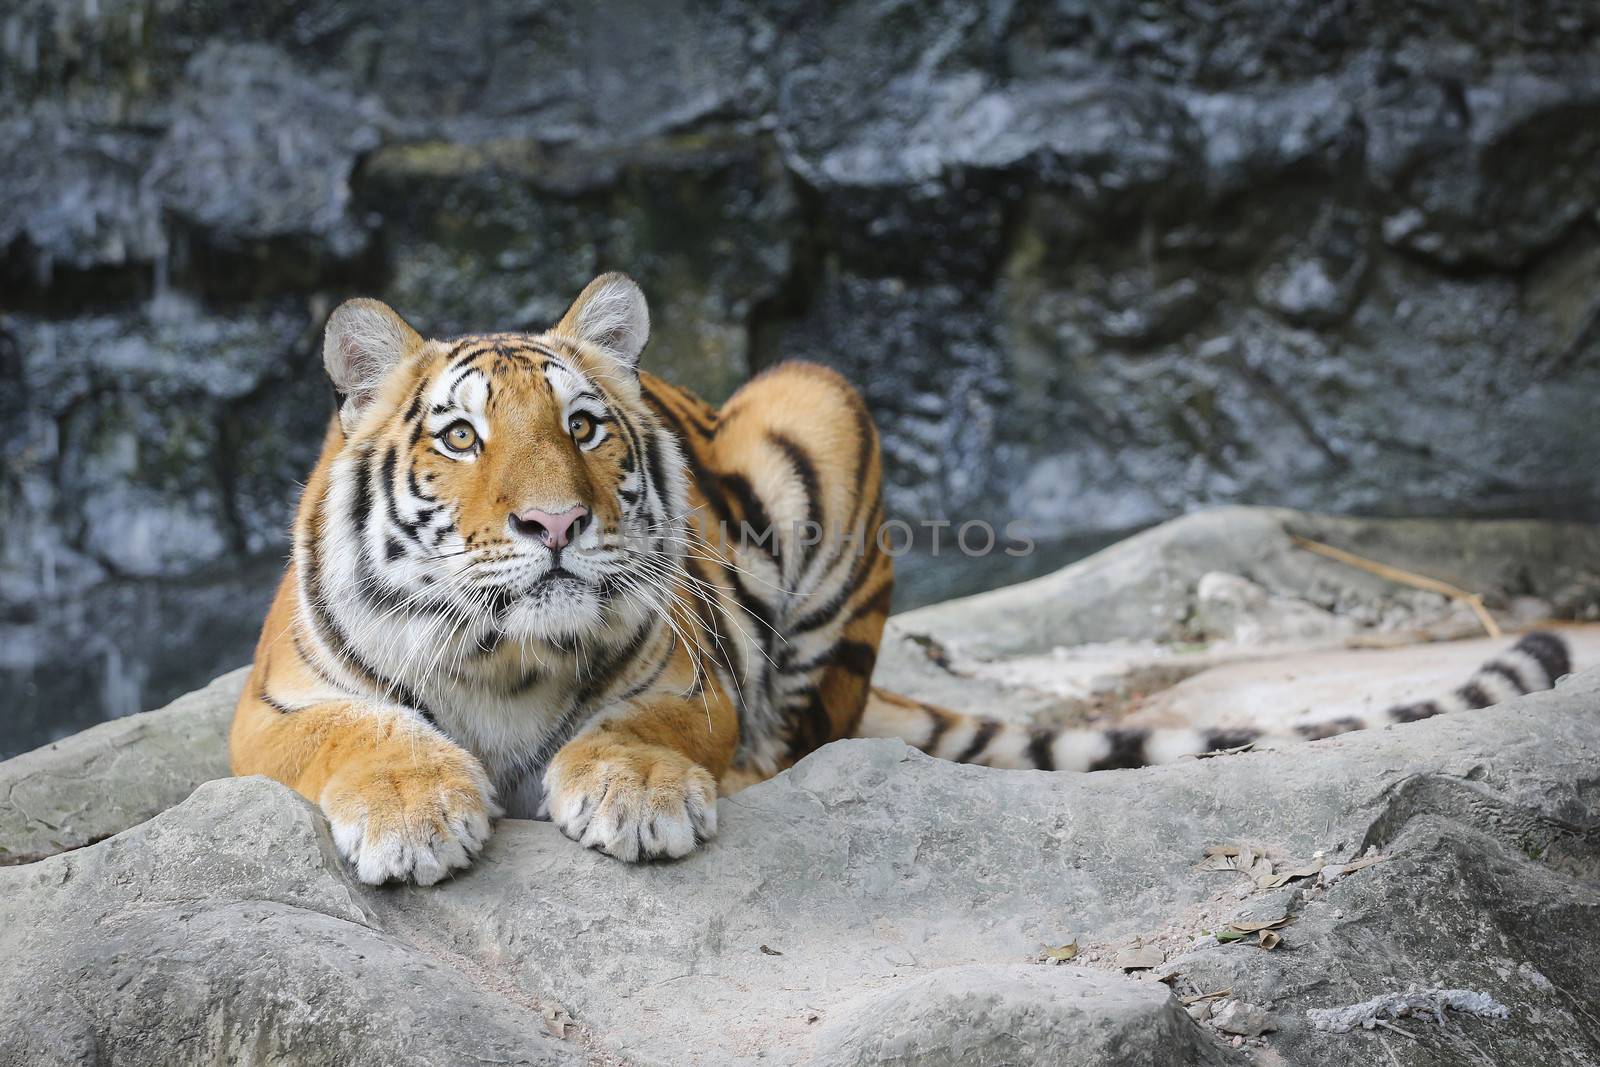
left=315, top=274, right=687, bottom=649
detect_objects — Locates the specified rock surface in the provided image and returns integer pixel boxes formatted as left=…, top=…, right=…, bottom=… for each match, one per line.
left=4, top=675, right=1598, bottom=1065
left=1127, top=628, right=1600, bottom=734
left=0, top=668, right=241, bottom=864
left=0, top=776, right=579, bottom=1067
left=2, top=507, right=1599, bottom=1065
left=875, top=506, right=1600, bottom=724
left=6, top=0, right=1600, bottom=754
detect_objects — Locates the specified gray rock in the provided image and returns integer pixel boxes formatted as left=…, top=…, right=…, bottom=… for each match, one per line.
left=1192, top=571, right=1355, bottom=646
left=808, top=965, right=1230, bottom=1067
left=1210, top=1000, right=1276, bottom=1037
left=0, top=668, right=240, bottom=865
left=1306, top=987, right=1510, bottom=1034
left=2, top=300, right=314, bottom=585
left=3, top=505, right=1600, bottom=1063
left=4, top=667, right=1599, bottom=1065
left=875, top=507, right=1600, bottom=721
left=0, top=775, right=579, bottom=1067
left=145, top=43, right=385, bottom=258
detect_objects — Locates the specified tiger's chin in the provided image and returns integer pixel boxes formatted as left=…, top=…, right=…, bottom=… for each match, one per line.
left=499, top=575, right=607, bottom=644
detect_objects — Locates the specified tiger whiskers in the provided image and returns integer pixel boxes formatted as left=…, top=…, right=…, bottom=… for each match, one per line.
left=608, top=569, right=724, bottom=733
left=625, top=511, right=806, bottom=599
left=620, top=549, right=785, bottom=718
left=631, top=547, right=792, bottom=656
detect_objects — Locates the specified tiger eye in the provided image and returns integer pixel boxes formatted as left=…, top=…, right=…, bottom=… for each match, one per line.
left=442, top=420, right=478, bottom=452
left=568, top=411, right=596, bottom=443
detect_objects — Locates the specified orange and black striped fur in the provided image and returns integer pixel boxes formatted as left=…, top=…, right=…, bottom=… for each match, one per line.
left=232, top=273, right=1575, bottom=885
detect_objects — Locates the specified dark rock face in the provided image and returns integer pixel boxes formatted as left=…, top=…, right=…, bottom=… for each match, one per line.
left=3, top=1, right=1599, bottom=755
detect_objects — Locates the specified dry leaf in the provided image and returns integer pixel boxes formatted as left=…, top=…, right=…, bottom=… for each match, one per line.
left=1201, top=843, right=1292, bottom=879
left=1116, top=945, right=1165, bottom=970
left=1264, top=863, right=1323, bottom=889
left=1319, top=852, right=1391, bottom=886
left=1043, top=941, right=1079, bottom=962
left=542, top=1004, right=573, bottom=1039
left=1214, top=909, right=1291, bottom=946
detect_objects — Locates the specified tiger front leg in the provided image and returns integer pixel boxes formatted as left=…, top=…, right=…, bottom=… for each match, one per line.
left=541, top=692, right=739, bottom=861
left=231, top=693, right=498, bottom=885
left=317, top=722, right=498, bottom=885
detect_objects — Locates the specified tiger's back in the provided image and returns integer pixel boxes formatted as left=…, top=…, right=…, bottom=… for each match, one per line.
left=638, top=365, right=893, bottom=780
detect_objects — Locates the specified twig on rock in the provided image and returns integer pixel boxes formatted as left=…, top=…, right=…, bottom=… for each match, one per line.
left=1289, top=535, right=1502, bottom=638
left=1306, top=987, right=1510, bottom=1034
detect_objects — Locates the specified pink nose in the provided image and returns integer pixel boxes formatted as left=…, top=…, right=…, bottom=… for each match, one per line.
left=509, top=506, right=589, bottom=550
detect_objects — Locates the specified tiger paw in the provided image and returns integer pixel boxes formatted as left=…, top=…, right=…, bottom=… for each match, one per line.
left=541, top=737, right=718, bottom=861
left=320, top=745, right=499, bottom=886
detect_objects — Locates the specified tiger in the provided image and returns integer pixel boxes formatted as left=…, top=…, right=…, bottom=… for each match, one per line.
left=231, top=273, right=1576, bottom=885
left=232, top=273, right=897, bottom=884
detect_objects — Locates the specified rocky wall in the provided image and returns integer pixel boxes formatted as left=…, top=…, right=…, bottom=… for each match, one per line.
left=3, top=0, right=1599, bottom=752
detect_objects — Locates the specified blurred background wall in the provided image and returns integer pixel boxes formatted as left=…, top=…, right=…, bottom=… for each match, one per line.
left=3, top=0, right=1599, bottom=756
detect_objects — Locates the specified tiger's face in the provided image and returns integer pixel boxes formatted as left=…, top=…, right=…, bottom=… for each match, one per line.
left=390, top=335, right=643, bottom=641
left=319, top=274, right=685, bottom=647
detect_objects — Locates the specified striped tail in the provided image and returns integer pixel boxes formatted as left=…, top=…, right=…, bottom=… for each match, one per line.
left=858, top=631, right=1574, bottom=772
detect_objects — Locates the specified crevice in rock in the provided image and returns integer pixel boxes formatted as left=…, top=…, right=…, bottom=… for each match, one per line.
left=0, top=829, right=115, bottom=868
left=1359, top=772, right=1600, bottom=860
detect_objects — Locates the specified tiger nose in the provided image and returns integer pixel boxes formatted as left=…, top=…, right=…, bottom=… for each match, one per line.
left=508, top=506, right=590, bottom=549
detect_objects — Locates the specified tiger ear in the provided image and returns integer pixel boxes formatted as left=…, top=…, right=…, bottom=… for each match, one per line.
left=323, top=298, right=423, bottom=432
left=554, top=273, right=650, bottom=370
